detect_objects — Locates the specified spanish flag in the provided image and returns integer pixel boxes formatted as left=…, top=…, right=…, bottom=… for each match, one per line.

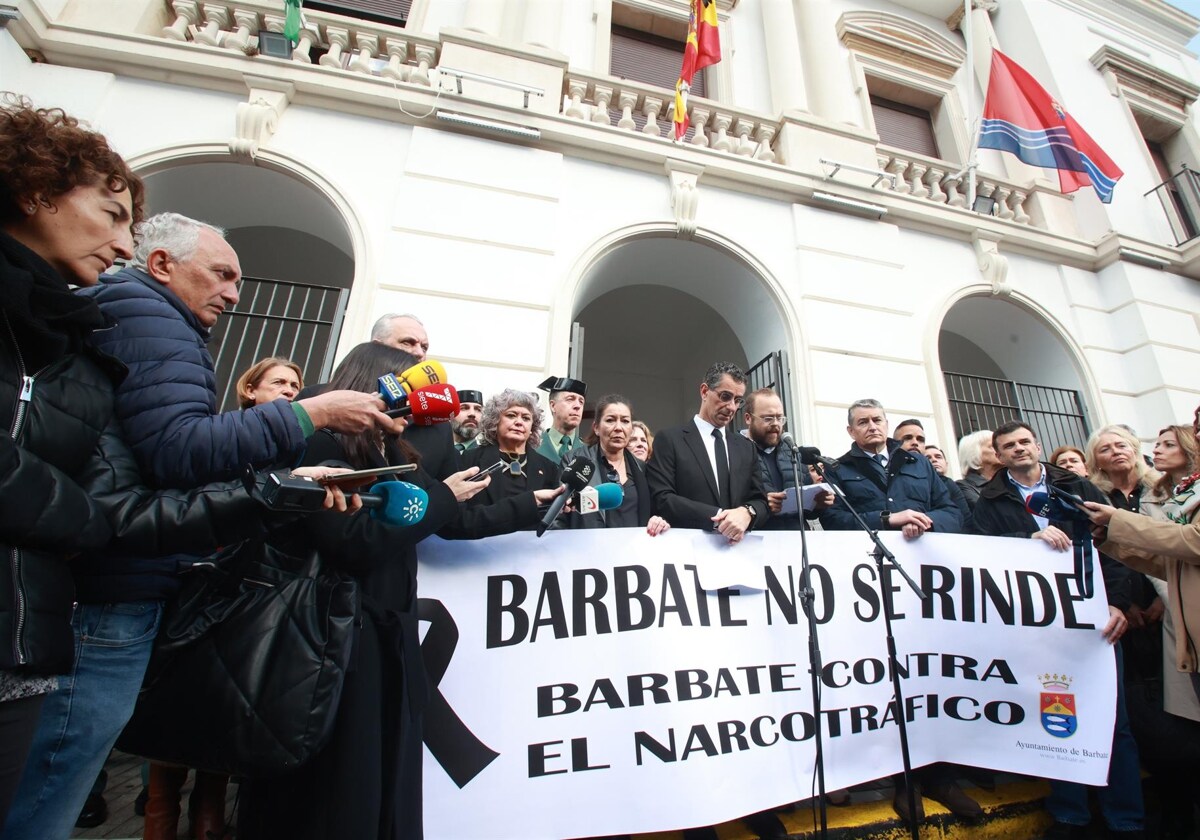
left=673, top=0, right=722, bottom=141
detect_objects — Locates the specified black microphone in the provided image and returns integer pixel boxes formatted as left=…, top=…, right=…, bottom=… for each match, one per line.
left=536, top=455, right=596, bottom=537
left=798, top=445, right=840, bottom=471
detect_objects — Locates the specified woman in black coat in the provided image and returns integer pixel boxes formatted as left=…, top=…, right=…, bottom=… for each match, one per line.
left=563, top=394, right=670, bottom=535
left=461, top=388, right=562, bottom=526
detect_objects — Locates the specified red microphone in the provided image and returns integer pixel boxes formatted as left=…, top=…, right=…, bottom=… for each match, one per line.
left=386, top=383, right=460, bottom=425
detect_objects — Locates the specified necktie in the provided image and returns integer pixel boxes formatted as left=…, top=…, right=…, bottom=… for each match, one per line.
left=558, top=436, right=571, bottom=460
left=712, top=428, right=732, bottom=509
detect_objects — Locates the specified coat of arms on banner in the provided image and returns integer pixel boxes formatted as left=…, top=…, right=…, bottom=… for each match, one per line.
left=1039, top=674, right=1077, bottom=738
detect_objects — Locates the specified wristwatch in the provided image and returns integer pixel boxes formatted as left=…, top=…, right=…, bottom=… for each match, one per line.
left=743, top=503, right=756, bottom=530
left=880, top=510, right=891, bottom=529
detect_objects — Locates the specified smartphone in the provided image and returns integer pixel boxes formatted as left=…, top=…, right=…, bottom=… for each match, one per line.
left=470, top=461, right=505, bottom=482
left=317, top=464, right=418, bottom=488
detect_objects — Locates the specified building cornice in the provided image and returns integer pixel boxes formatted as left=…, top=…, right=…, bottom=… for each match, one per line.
left=8, top=0, right=1199, bottom=281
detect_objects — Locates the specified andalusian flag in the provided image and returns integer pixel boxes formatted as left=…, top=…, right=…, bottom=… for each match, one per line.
left=673, top=0, right=721, bottom=141
left=283, top=0, right=303, bottom=45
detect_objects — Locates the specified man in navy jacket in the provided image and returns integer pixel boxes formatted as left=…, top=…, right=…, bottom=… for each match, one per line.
left=818, top=399, right=975, bottom=824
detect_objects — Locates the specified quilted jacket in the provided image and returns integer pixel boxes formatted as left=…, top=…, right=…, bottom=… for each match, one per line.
left=78, top=267, right=306, bottom=487
left=1, top=233, right=270, bottom=675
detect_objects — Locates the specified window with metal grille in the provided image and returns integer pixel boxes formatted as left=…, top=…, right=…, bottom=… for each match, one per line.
left=610, top=25, right=705, bottom=97
left=870, top=95, right=938, bottom=158
left=304, top=0, right=411, bottom=26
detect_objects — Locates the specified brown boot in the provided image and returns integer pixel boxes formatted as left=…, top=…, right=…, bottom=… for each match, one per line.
left=189, top=770, right=230, bottom=840
left=143, top=763, right=188, bottom=840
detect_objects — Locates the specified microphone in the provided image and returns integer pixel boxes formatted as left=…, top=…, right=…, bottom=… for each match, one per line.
left=536, top=455, right=596, bottom=537
left=1048, top=484, right=1091, bottom=514
left=384, top=383, right=460, bottom=424
left=579, top=482, right=624, bottom=514
left=259, top=473, right=427, bottom=527
left=1024, top=491, right=1088, bottom=522
left=361, top=480, right=429, bottom=526
left=377, top=360, right=450, bottom=410
left=1025, top=490, right=1093, bottom=597
left=798, top=445, right=840, bottom=471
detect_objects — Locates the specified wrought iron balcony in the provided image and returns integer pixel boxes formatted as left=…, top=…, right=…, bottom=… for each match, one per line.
left=1146, top=165, right=1200, bottom=246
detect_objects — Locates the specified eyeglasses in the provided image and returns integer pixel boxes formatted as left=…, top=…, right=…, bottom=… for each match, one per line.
left=712, top=390, right=746, bottom=408
left=747, top=412, right=787, bottom=427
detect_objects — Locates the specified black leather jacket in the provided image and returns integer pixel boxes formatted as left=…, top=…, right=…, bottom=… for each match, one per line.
left=1, top=233, right=269, bottom=675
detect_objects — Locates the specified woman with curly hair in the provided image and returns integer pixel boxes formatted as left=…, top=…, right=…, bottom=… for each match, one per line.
left=461, top=389, right=562, bottom=524
left=0, top=97, right=144, bottom=826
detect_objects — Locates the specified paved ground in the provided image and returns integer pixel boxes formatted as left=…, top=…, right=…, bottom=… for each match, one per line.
left=70, top=751, right=235, bottom=840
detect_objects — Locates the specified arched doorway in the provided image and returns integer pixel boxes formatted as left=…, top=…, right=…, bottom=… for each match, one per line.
left=140, top=161, right=356, bottom=409
left=571, top=235, right=790, bottom=434
left=938, top=295, right=1094, bottom=454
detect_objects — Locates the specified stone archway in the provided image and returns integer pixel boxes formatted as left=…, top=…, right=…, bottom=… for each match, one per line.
left=938, top=294, right=1095, bottom=455
left=571, top=234, right=791, bottom=436
left=136, top=160, right=358, bottom=408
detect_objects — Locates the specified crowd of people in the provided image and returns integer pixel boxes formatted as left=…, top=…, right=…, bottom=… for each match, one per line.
left=2, top=97, right=1198, bottom=840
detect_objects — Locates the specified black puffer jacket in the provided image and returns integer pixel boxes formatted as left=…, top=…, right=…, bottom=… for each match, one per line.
left=969, top=463, right=1133, bottom=610
left=1, top=232, right=270, bottom=675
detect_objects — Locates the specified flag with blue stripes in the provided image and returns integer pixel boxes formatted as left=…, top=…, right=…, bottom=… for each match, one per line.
left=979, top=51, right=1122, bottom=204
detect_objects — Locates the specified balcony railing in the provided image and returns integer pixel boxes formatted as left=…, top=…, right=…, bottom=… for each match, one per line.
left=562, top=71, right=780, bottom=163
left=876, top=147, right=1035, bottom=227
left=153, top=2, right=1059, bottom=232
left=162, top=0, right=440, bottom=85
left=1146, top=165, right=1200, bottom=246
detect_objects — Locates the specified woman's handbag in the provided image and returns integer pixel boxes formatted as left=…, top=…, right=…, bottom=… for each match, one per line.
left=116, top=538, right=359, bottom=777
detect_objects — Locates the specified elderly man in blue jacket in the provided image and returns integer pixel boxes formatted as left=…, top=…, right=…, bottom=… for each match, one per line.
left=817, top=398, right=977, bottom=825
left=5, top=213, right=397, bottom=840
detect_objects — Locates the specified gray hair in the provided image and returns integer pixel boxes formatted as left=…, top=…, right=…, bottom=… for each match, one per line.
left=480, top=388, right=545, bottom=449
left=847, top=398, right=885, bottom=426
left=132, top=212, right=225, bottom=268
left=957, top=429, right=994, bottom=473
left=703, top=361, right=746, bottom=390
left=371, top=313, right=423, bottom=342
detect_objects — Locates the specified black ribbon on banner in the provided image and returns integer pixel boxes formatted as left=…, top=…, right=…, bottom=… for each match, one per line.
left=417, top=597, right=500, bottom=788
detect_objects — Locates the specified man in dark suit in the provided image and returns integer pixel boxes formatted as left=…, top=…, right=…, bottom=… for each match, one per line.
left=647, top=361, right=769, bottom=543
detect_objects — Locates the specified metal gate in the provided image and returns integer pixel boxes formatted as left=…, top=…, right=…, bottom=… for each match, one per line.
left=209, top=276, right=350, bottom=412
left=943, top=371, right=1089, bottom=455
left=738, top=350, right=790, bottom=432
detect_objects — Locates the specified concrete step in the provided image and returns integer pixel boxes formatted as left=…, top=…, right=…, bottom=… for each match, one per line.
left=629, top=778, right=1053, bottom=840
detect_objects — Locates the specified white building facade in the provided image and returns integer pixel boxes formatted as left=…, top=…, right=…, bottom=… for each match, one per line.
left=3, top=0, right=1199, bottom=464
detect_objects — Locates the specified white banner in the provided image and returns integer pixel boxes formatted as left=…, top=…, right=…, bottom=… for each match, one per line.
left=417, top=529, right=1117, bottom=839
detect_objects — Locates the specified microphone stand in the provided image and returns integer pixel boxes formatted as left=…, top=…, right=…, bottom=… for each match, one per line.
left=787, top=446, right=828, bottom=840
left=818, top=462, right=927, bottom=840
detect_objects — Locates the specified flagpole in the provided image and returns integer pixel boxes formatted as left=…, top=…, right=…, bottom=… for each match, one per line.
left=965, top=0, right=977, bottom=210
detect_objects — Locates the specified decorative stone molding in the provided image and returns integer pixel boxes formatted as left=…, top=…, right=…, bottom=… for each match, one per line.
left=1090, top=45, right=1200, bottom=122
left=837, top=11, right=966, bottom=80
left=665, top=160, right=704, bottom=238
left=973, top=232, right=1010, bottom=296
left=230, top=78, right=293, bottom=162
left=946, top=0, right=998, bottom=32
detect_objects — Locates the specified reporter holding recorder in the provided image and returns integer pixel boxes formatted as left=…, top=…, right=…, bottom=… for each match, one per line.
left=239, top=344, right=566, bottom=839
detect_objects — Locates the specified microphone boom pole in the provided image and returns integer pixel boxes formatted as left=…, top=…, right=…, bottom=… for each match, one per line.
left=815, top=454, right=926, bottom=840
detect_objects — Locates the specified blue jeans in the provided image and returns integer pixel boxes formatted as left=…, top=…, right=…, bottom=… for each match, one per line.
left=1, top=601, right=162, bottom=840
left=1046, top=643, right=1144, bottom=831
